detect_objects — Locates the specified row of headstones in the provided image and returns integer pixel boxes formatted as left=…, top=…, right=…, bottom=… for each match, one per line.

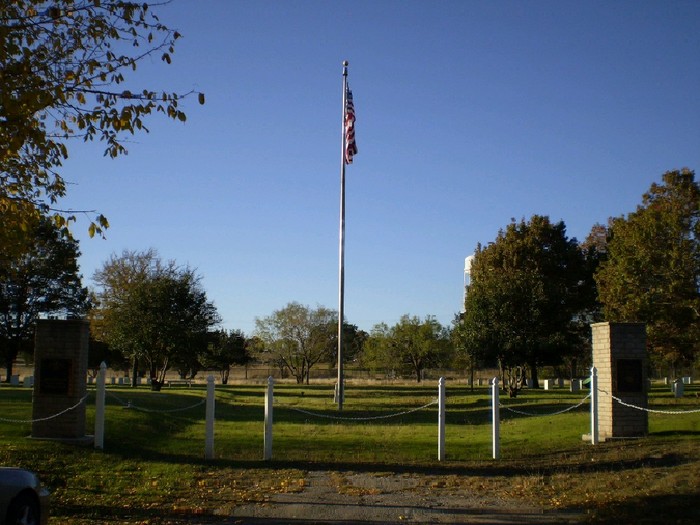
left=470, top=377, right=582, bottom=390
left=471, top=377, right=571, bottom=388
left=8, top=375, right=149, bottom=387
left=7, top=373, right=694, bottom=392
left=658, top=377, right=693, bottom=398
left=8, top=375, right=35, bottom=388
left=471, top=376, right=694, bottom=397
left=663, top=376, right=693, bottom=385
left=88, top=376, right=151, bottom=386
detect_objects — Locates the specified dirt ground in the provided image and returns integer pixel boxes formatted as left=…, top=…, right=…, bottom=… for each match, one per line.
left=220, top=470, right=583, bottom=524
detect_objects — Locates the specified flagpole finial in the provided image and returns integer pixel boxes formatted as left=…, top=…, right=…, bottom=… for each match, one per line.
left=342, top=60, right=349, bottom=67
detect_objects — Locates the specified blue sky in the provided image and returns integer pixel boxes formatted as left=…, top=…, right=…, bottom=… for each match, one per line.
left=61, top=0, right=700, bottom=335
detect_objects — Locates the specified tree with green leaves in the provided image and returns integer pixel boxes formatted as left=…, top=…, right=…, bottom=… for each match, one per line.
left=254, top=302, right=336, bottom=384
left=0, top=216, right=88, bottom=381
left=1, top=0, right=204, bottom=252
left=325, top=322, right=367, bottom=369
left=203, top=329, right=252, bottom=385
left=360, top=322, right=393, bottom=377
left=451, top=313, right=484, bottom=390
left=462, top=215, right=592, bottom=395
left=364, top=315, right=451, bottom=382
left=92, top=249, right=219, bottom=389
left=564, top=223, right=609, bottom=378
left=596, top=169, right=700, bottom=373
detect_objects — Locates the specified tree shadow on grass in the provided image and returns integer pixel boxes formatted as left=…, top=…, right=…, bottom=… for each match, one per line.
left=100, top=439, right=697, bottom=482
left=587, top=493, right=700, bottom=524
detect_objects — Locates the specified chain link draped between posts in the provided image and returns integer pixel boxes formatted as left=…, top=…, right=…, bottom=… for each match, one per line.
left=0, top=394, right=90, bottom=424
left=105, top=390, right=206, bottom=413
left=92, top=368, right=217, bottom=459
left=491, top=366, right=700, bottom=457
left=263, top=376, right=446, bottom=462
left=501, top=393, right=591, bottom=417
left=280, top=400, right=438, bottom=421
left=605, top=391, right=700, bottom=415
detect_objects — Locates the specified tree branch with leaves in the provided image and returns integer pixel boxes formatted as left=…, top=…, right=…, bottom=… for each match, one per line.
left=1, top=0, right=204, bottom=252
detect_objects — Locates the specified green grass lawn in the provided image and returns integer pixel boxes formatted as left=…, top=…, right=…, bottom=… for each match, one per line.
left=1, top=380, right=699, bottom=523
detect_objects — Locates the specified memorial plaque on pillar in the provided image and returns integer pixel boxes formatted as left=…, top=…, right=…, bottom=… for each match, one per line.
left=39, top=358, right=73, bottom=395
left=616, top=359, right=644, bottom=393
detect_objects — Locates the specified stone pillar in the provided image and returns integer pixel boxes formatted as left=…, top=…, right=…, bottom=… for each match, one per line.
left=31, top=319, right=89, bottom=441
left=591, top=322, right=648, bottom=440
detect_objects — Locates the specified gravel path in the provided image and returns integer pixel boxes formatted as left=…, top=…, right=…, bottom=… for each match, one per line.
left=223, top=470, right=583, bottom=524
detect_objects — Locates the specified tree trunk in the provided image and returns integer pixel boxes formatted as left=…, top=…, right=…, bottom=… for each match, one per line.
left=131, top=357, right=139, bottom=388
left=4, top=355, right=13, bottom=383
left=569, top=357, right=578, bottom=380
left=4, top=340, right=21, bottom=382
left=528, top=361, right=540, bottom=389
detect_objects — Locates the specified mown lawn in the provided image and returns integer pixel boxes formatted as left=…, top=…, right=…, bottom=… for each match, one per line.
left=1, top=380, right=699, bottom=523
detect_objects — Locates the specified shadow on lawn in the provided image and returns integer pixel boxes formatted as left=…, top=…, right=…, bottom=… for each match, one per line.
left=588, top=493, right=700, bottom=524
left=103, top=438, right=696, bottom=479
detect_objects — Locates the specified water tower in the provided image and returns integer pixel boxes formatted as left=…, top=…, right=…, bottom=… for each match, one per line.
left=462, top=255, right=475, bottom=311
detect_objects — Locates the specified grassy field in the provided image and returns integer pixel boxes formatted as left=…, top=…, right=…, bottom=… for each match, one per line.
left=1, top=379, right=699, bottom=523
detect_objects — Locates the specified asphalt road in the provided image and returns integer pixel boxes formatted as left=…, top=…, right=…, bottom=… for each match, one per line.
left=221, top=470, right=583, bottom=524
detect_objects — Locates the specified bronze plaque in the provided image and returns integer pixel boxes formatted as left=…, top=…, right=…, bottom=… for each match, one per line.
left=616, top=359, right=644, bottom=393
left=39, top=358, right=72, bottom=395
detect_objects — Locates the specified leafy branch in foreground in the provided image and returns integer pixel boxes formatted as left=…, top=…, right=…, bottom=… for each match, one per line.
left=0, top=0, right=204, bottom=251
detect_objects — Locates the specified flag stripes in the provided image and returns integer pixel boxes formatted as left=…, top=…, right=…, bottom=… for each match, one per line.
left=344, top=86, right=357, bottom=164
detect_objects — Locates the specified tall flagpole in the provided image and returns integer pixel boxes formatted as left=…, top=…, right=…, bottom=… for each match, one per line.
left=337, top=61, right=349, bottom=411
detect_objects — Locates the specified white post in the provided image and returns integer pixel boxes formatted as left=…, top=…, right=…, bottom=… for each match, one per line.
left=205, top=375, right=215, bottom=460
left=94, top=361, right=106, bottom=450
left=590, top=367, right=599, bottom=445
left=491, top=377, right=500, bottom=460
left=438, top=377, right=446, bottom=461
left=264, top=376, right=274, bottom=460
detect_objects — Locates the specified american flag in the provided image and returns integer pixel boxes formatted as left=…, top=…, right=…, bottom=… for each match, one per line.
left=344, top=86, right=357, bottom=164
